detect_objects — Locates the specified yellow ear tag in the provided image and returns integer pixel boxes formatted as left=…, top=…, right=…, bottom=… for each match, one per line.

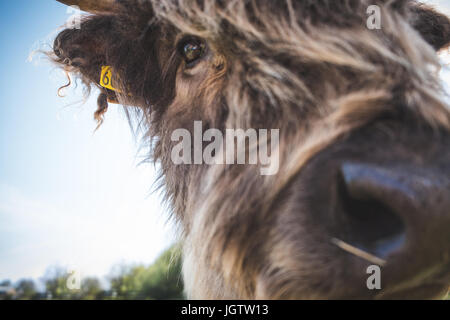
left=100, top=66, right=122, bottom=93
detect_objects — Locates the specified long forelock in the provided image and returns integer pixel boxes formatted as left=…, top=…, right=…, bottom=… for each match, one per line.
left=151, top=0, right=449, bottom=130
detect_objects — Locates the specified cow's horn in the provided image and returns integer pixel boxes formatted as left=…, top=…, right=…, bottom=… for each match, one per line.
left=56, top=0, right=116, bottom=13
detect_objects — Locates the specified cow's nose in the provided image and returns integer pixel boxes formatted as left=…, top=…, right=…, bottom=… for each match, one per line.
left=338, top=162, right=450, bottom=261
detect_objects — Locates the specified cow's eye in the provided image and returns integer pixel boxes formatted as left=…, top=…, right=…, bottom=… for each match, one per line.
left=178, top=37, right=206, bottom=67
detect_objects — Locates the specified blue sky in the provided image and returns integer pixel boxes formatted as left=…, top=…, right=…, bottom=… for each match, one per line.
left=0, top=1, right=174, bottom=283
left=0, top=1, right=449, bottom=284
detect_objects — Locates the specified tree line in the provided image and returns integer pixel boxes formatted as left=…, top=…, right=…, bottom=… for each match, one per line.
left=0, top=245, right=184, bottom=300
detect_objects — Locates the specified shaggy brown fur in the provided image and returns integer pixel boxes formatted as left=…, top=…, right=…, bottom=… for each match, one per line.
left=50, top=0, right=450, bottom=299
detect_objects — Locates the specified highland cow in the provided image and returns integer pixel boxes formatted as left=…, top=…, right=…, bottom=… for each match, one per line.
left=51, top=0, right=450, bottom=299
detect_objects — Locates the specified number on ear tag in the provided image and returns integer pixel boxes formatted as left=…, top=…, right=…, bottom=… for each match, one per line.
left=100, top=66, right=121, bottom=93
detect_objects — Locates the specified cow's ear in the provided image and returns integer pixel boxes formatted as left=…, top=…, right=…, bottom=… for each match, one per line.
left=52, top=16, right=112, bottom=85
left=409, top=3, right=450, bottom=51
left=52, top=15, right=124, bottom=125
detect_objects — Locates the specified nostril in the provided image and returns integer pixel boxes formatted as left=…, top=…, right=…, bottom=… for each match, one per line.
left=338, top=163, right=406, bottom=259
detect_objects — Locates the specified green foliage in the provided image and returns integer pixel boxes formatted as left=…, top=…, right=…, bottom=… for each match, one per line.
left=80, top=277, right=104, bottom=300
left=110, top=244, right=184, bottom=300
left=0, top=244, right=184, bottom=300
left=43, top=267, right=75, bottom=299
left=15, top=279, right=38, bottom=300
left=43, top=271, right=106, bottom=300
